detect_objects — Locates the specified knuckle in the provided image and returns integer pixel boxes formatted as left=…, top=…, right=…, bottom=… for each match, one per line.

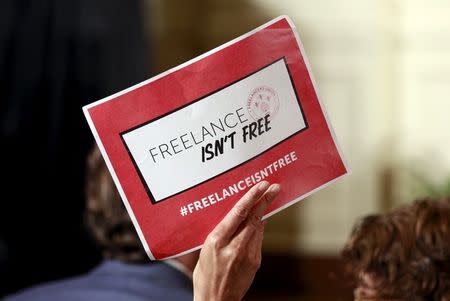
left=247, top=190, right=260, bottom=201
left=263, top=192, right=273, bottom=204
left=249, top=254, right=261, bottom=270
left=207, top=233, right=222, bottom=250
left=257, top=220, right=266, bottom=232
left=231, top=244, right=242, bottom=256
left=230, top=246, right=244, bottom=262
left=233, top=205, right=248, bottom=219
left=250, top=214, right=263, bottom=228
left=223, top=247, right=235, bottom=259
left=223, top=248, right=243, bottom=265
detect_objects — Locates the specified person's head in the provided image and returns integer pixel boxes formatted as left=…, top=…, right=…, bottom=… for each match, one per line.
left=85, top=145, right=149, bottom=263
left=342, top=198, right=450, bottom=301
left=85, top=145, right=200, bottom=268
left=412, top=198, right=450, bottom=301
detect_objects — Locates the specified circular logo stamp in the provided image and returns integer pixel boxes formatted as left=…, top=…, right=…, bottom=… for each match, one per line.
left=246, top=86, right=280, bottom=121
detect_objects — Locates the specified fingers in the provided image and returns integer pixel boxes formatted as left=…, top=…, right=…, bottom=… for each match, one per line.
left=210, top=181, right=270, bottom=243
left=231, top=184, right=280, bottom=246
left=249, top=220, right=267, bottom=266
left=251, top=184, right=280, bottom=220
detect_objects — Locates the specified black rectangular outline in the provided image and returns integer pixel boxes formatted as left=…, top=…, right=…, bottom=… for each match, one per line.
left=120, top=57, right=309, bottom=204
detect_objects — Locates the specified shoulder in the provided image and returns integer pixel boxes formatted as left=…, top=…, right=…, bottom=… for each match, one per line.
left=4, top=275, right=94, bottom=301
left=4, top=261, right=193, bottom=301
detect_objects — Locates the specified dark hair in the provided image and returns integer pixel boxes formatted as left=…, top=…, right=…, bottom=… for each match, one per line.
left=342, top=198, right=450, bottom=301
left=85, top=145, right=149, bottom=263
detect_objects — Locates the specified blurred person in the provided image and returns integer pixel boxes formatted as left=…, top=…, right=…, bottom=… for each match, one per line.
left=5, top=146, right=280, bottom=301
left=1, top=0, right=149, bottom=295
left=342, top=197, right=450, bottom=301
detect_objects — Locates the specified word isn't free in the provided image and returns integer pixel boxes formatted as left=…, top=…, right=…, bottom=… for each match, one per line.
left=148, top=107, right=272, bottom=164
left=201, top=114, right=271, bottom=162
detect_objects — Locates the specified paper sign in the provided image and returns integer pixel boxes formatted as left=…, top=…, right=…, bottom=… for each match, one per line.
left=83, top=16, right=349, bottom=260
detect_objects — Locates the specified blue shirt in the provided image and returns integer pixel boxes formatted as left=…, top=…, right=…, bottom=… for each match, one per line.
left=5, top=260, right=193, bottom=301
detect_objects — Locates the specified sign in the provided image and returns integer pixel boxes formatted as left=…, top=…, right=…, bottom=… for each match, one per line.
left=83, top=15, right=349, bottom=260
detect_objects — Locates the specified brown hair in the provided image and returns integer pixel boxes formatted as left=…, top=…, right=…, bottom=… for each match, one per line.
left=342, top=198, right=450, bottom=301
left=412, top=198, right=450, bottom=301
left=85, top=145, right=149, bottom=263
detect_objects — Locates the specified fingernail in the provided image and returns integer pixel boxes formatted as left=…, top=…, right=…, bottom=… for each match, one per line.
left=269, top=183, right=280, bottom=194
left=258, top=181, right=270, bottom=191
left=264, top=184, right=280, bottom=205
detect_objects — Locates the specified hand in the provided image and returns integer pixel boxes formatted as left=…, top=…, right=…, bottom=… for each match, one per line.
left=193, top=181, right=280, bottom=301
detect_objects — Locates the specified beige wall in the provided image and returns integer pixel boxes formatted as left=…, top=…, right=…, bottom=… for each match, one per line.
left=144, top=0, right=450, bottom=255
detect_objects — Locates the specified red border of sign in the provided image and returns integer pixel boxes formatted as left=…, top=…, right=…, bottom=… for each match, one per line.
left=83, top=16, right=349, bottom=260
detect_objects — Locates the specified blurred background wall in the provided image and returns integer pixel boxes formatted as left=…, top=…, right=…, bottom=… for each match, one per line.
left=2, top=0, right=450, bottom=300
left=145, top=1, right=450, bottom=299
left=144, top=0, right=450, bottom=257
